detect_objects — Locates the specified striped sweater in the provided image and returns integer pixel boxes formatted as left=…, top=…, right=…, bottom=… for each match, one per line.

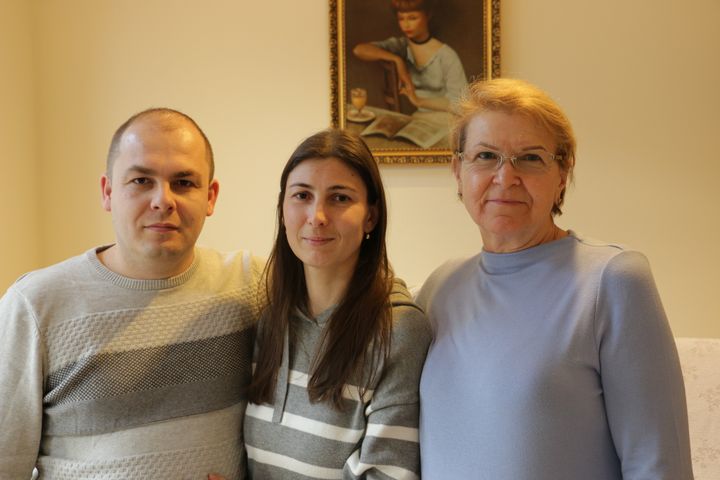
left=0, top=246, right=263, bottom=480
left=244, top=281, right=431, bottom=479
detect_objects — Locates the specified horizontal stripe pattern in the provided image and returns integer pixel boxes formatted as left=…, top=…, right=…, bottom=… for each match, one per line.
left=287, top=369, right=375, bottom=403
left=1, top=247, right=264, bottom=478
left=346, top=450, right=419, bottom=480
left=46, top=331, right=253, bottom=404
left=365, top=423, right=418, bottom=442
left=245, top=289, right=431, bottom=479
left=46, top=289, right=256, bottom=369
left=246, top=404, right=364, bottom=444
left=247, top=446, right=342, bottom=479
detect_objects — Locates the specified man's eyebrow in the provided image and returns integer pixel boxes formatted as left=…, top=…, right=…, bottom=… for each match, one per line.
left=124, top=166, right=200, bottom=178
left=173, top=170, right=200, bottom=178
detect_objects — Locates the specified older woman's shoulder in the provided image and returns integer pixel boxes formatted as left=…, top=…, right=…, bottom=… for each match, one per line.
left=414, top=253, right=482, bottom=306
left=569, top=231, right=654, bottom=280
left=428, top=253, right=482, bottom=282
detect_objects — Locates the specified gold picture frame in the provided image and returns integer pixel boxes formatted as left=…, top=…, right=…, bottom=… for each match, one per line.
left=330, top=0, right=500, bottom=164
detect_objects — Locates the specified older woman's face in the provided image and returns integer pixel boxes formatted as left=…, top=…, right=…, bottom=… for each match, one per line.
left=454, top=111, right=567, bottom=253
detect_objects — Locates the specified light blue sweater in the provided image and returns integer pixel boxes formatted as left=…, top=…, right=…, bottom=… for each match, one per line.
left=417, top=232, right=693, bottom=480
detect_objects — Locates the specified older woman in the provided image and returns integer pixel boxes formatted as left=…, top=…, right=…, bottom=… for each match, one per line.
left=417, top=79, right=693, bottom=479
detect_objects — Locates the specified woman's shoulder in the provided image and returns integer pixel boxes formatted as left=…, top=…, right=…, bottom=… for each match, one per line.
left=389, top=278, right=432, bottom=345
left=565, top=232, right=657, bottom=292
left=435, top=42, right=463, bottom=63
left=416, top=253, right=480, bottom=301
left=570, top=231, right=651, bottom=269
left=372, top=36, right=407, bottom=53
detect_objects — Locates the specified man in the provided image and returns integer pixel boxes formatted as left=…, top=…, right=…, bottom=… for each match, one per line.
left=0, top=108, right=261, bottom=479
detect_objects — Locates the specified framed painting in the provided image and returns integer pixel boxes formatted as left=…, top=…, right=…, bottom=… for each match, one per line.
left=330, top=0, right=500, bottom=164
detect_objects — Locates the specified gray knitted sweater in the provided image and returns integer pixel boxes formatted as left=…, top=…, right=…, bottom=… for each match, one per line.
left=0, top=246, right=263, bottom=480
left=244, top=281, right=431, bottom=479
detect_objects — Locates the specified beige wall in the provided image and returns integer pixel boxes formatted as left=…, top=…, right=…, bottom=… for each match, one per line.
left=5, top=0, right=720, bottom=337
left=0, top=0, right=40, bottom=288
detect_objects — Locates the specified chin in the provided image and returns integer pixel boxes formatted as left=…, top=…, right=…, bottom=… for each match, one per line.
left=142, top=243, right=188, bottom=259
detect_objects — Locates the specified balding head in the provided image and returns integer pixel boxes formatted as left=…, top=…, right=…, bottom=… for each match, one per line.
left=106, top=108, right=214, bottom=182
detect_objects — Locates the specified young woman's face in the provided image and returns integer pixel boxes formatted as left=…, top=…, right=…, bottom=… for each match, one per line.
left=283, top=157, right=377, bottom=279
left=397, top=10, right=430, bottom=42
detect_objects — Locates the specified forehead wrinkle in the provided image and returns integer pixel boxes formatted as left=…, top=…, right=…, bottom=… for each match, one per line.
left=470, top=141, right=500, bottom=150
left=125, top=165, right=156, bottom=176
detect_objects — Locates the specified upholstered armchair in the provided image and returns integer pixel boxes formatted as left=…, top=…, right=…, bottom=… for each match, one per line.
left=676, top=337, right=720, bottom=479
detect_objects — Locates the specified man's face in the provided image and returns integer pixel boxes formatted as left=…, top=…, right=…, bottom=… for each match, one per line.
left=101, top=117, right=219, bottom=278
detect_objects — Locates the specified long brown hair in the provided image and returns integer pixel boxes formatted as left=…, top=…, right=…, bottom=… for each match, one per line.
left=249, top=129, right=393, bottom=408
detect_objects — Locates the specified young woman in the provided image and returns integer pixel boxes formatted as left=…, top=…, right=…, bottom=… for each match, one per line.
left=244, top=129, right=430, bottom=479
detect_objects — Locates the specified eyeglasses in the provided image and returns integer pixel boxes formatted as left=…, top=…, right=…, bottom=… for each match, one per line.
left=456, top=149, right=562, bottom=174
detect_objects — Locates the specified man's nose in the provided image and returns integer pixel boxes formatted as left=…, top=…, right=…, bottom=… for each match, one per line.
left=150, top=182, right=176, bottom=211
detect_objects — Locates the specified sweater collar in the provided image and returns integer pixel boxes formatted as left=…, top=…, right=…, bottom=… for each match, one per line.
left=86, top=245, right=201, bottom=290
left=479, top=231, right=577, bottom=275
left=294, top=305, right=336, bottom=326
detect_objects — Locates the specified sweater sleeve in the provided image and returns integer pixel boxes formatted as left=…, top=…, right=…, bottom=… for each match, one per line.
left=371, top=36, right=405, bottom=57
left=0, top=286, right=44, bottom=478
left=595, top=251, right=694, bottom=479
left=343, top=305, right=431, bottom=480
left=439, top=47, right=467, bottom=103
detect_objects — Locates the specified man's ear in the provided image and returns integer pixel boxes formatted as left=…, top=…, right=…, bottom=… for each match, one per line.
left=100, top=175, right=112, bottom=212
left=206, top=179, right=220, bottom=216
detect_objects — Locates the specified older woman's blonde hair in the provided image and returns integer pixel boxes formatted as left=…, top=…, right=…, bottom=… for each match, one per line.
left=452, top=78, right=576, bottom=215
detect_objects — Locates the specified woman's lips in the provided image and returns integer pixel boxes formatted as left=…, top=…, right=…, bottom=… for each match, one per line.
left=303, top=236, right=334, bottom=246
left=486, top=199, right=525, bottom=206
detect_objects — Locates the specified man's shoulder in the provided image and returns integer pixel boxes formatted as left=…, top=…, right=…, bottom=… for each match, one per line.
left=196, top=246, right=263, bottom=268
left=196, top=247, right=264, bottom=273
left=11, top=248, right=97, bottom=295
left=194, top=247, right=266, bottom=291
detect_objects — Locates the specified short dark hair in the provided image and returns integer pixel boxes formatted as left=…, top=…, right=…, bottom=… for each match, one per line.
left=106, top=107, right=214, bottom=180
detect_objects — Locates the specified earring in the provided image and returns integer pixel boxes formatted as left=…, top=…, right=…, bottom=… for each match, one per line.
left=365, top=232, right=370, bottom=240
left=457, top=191, right=463, bottom=200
